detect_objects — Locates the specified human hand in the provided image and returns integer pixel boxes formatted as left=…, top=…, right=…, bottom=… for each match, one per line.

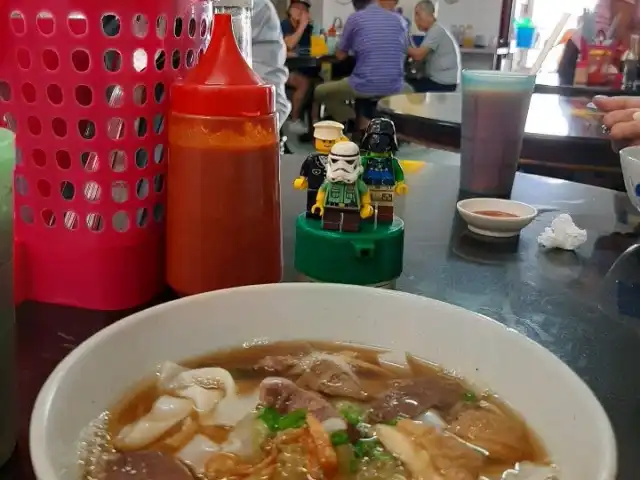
left=593, top=95, right=640, bottom=144
left=298, top=11, right=310, bottom=30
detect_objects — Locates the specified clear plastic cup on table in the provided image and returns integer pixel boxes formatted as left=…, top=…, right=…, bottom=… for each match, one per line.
left=459, top=70, right=536, bottom=197
left=0, top=128, right=15, bottom=466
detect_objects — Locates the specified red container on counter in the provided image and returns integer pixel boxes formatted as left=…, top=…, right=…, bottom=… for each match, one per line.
left=167, top=13, right=282, bottom=295
left=0, top=0, right=211, bottom=310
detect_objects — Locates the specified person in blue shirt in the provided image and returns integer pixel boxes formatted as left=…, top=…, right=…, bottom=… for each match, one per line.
left=281, top=0, right=316, bottom=133
left=312, top=0, right=410, bottom=126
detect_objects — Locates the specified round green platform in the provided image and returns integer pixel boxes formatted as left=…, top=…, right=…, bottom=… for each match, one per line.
left=294, top=213, right=404, bottom=286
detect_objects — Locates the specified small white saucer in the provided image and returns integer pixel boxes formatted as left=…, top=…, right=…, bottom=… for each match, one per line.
left=456, top=198, right=538, bottom=238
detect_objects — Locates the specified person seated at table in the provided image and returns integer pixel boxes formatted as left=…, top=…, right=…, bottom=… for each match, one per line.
left=281, top=0, right=315, bottom=134
left=311, top=0, right=411, bottom=127
left=407, top=0, right=460, bottom=93
left=558, top=0, right=637, bottom=85
left=379, top=0, right=410, bottom=30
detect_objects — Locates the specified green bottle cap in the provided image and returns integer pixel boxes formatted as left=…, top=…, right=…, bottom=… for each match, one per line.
left=294, top=213, right=404, bottom=286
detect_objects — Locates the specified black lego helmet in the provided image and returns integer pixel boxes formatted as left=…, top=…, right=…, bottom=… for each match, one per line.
left=360, top=118, right=398, bottom=154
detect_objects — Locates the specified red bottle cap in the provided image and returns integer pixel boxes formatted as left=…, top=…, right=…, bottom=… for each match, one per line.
left=171, top=14, right=275, bottom=117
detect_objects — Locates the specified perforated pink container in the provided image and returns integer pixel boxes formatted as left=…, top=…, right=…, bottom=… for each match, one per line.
left=0, top=1, right=212, bottom=310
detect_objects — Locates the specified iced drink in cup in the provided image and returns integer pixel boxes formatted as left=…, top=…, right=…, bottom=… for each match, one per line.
left=460, top=70, right=535, bottom=196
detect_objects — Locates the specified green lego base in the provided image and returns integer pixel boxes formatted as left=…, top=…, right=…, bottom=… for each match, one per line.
left=294, top=213, right=404, bottom=286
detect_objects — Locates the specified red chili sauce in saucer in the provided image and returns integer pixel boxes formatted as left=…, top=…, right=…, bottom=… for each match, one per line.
left=473, top=210, right=519, bottom=218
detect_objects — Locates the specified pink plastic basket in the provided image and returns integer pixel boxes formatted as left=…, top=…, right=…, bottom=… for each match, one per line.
left=0, top=1, right=211, bottom=310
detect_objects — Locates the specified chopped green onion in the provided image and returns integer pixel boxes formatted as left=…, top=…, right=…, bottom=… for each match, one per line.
left=278, top=409, right=307, bottom=430
left=337, top=402, right=366, bottom=425
left=330, top=431, right=351, bottom=446
left=257, top=407, right=307, bottom=432
left=462, top=391, right=478, bottom=403
left=257, top=407, right=281, bottom=432
left=385, top=417, right=399, bottom=426
left=353, top=438, right=390, bottom=459
left=353, top=440, right=368, bottom=458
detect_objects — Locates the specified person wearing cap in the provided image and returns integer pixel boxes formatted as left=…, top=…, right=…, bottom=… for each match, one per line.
left=281, top=0, right=316, bottom=134
left=293, top=120, right=348, bottom=219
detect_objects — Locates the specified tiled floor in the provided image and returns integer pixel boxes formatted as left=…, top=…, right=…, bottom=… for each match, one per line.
left=285, top=134, right=461, bottom=166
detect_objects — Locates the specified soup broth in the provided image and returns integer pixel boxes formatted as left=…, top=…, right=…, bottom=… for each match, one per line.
left=80, top=341, right=557, bottom=480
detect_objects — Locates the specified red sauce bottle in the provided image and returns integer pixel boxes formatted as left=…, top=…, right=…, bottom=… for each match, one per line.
left=167, top=13, right=282, bottom=295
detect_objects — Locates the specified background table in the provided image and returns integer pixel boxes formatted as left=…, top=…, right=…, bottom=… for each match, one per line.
left=378, top=92, right=623, bottom=190
left=535, top=72, right=631, bottom=97
left=3, top=154, right=640, bottom=479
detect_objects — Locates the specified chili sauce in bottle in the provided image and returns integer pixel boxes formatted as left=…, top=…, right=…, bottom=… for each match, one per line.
left=167, top=13, right=282, bottom=295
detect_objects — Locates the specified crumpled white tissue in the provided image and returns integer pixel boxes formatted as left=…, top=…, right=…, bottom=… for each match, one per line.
left=537, top=214, right=587, bottom=250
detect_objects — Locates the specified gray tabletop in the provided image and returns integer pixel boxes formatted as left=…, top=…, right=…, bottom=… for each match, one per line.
left=283, top=154, right=640, bottom=479
left=6, top=154, right=640, bottom=479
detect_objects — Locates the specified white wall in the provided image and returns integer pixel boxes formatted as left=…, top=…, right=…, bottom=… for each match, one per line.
left=320, top=0, right=354, bottom=29
left=435, top=0, right=502, bottom=42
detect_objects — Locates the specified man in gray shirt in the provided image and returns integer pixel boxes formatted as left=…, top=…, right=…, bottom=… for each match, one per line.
left=407, top=0, right=460, bottom=92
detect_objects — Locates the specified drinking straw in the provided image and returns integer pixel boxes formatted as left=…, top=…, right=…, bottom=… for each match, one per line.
left=605, top=14, right=620, bottom=43
left=529, top=12, right=571, bottom=75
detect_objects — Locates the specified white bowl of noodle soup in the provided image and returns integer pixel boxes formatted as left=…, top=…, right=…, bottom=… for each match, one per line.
left=30, top=283, right=616, bottom=480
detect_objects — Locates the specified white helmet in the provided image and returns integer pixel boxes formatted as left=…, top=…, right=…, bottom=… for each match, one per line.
left=326, top=141, right=362, bottom=184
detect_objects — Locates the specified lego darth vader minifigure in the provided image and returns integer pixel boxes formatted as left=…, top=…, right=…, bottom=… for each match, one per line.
left=360, top=118, right=408, bottom=223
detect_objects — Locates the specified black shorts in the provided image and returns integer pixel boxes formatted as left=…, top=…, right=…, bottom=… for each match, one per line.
left=291, top=66, right=320, bottom=78
left=409, top=77, right=457, bottom=93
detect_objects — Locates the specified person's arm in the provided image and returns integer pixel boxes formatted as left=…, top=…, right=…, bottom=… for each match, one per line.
left=408, top=25, right=442, bottom=61
left=336, top=16, right=355, bottom=60
left=282, top=17, right=308, bottom=50
left=252, top=0, right=292, bottom=128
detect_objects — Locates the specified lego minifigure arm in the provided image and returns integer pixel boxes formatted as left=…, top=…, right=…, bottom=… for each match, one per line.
left=311, top=182, right=327, bottom=216
left=358, top=180, right=374, bottom=219
left=392, top=157, right=405, bottom=183
left=299, top=155, right=313, bottom=177
left=392, top=157, right=408, bottom=195
left=293, top=155, right=312, bottom=190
